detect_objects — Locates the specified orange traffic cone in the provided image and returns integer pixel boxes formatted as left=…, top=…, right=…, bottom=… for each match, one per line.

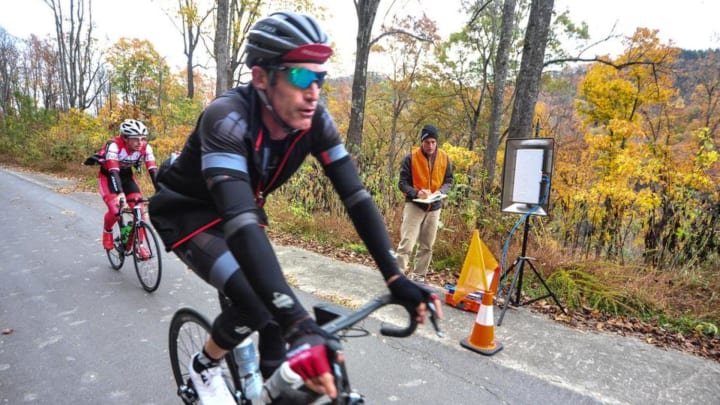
left=460, top=290, right=503, bottom=355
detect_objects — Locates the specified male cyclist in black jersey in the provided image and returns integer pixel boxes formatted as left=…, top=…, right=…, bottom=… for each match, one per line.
left=150, top=11, right=441, bottom=404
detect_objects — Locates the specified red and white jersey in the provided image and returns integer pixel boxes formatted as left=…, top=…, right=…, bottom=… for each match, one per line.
left=103, top=136, right=157, bottom=173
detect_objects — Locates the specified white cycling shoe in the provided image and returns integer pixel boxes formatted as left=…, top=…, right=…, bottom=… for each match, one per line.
left=188, top=353, right=235, bottom=405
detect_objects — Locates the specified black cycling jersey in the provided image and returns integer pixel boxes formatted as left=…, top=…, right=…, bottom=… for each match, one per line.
left=150, top=84, right=401, bottom=329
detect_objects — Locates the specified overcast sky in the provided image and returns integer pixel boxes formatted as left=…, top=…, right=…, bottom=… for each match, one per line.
left=1, top=0, right=718, bottom=76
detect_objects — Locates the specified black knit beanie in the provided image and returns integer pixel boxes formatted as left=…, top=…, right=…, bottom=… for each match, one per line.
left=420, top=124, right=438, bottom=142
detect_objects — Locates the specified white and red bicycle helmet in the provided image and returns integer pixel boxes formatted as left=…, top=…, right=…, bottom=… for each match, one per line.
left=119, top=119, right=148, bottom=137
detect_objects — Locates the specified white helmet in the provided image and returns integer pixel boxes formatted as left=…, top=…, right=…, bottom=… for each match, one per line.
left=119, top=119, right=148, bottom=137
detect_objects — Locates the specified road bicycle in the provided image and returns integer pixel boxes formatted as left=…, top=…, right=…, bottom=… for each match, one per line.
left=169, top=292, right=442, bottom=404
left=105, top=197, right=163, bottom=292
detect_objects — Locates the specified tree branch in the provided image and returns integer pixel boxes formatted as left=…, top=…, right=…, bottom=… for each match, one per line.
left=544, top=56, right=659, bottom=70
left=369, top=29, right=433, bottom=47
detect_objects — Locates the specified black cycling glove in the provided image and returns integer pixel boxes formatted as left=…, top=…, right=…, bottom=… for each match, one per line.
left=285, top=319, right=337, bottom=381
left=387, top=276, right=432, bottom=317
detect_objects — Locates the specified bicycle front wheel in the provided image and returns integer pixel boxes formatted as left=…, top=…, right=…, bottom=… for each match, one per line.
left=105, top=222, right=125, bottom=270
left=132, top=222, right=162, bottom=292
left=168, top=308, right=239, bottom=404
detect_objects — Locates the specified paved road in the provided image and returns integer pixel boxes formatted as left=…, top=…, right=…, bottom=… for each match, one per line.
left=0, top=166, right=718, bottom=404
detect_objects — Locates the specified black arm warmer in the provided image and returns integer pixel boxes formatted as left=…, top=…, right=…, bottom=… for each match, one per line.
left=344, top=196, right=402, bottom=282
left=225, top=221, right=309, bottom=330
left=205, top=171, right=257, bottom=220
left=109, top=171, right=123, bottom=194
left=149, top=168, right=159, bottom=192
left=324, top=157, right=402, bottom=282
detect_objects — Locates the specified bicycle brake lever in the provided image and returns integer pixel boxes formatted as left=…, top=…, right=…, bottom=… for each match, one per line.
left=427, top=294, right=443, bottom=338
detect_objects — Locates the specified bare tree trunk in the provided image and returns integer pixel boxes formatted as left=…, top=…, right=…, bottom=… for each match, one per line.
left=44, top=0, right=101, bottom=111
left=484, top=0, right=517, bottom=190
left=0, top=29, right=20, bottom=118
left=48, top=0, right=69, bottom=110
left=185, top=21, right=196, bottom=100
left=467, top=67, right=489, bottom=151
left=214, top=0, right=229, bottom=96
left=178, top=0, right=212, bottom=100
left=507, top=0, right=554, bottom=139
left=444, top=0, right=494, bottom=153
left=347, top=0, right=381, bottom=155
left=227, top=0, right=261, bottom=88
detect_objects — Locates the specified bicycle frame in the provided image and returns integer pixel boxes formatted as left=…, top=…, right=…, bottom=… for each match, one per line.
left=169, top=293, right=441, bottom=405
left=118, top=205, right=144, bottom=252
left=117, top=198, right=147, bottom=253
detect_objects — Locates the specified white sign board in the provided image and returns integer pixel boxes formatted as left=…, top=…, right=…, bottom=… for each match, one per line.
left=511, top=149, right=543, bottom=204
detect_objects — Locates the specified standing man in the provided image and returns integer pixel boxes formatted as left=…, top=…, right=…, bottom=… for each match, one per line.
left=397, top=124, right=454, bottom=281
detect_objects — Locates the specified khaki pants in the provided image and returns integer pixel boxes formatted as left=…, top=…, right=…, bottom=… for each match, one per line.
left=396, top=202, right=441, bottom=278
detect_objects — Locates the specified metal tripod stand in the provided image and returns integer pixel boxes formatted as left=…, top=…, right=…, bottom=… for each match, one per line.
left=497, top=217, right=566, bottom=326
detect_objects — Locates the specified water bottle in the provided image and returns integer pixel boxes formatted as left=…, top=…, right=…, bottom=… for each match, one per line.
left=262, top=361, right=305, bottom=403
left=120, top=222, right=133, bottom=244
left=234, top=338, right=263, bottom=400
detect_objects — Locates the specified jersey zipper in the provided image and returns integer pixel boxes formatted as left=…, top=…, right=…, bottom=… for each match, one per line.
left=253, top=127, right=310, bottom=207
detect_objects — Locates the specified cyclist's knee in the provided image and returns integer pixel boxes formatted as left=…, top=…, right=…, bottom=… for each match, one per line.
left=211, top=305, right=276, bottom=351
left=211, top=312, right=252, bottom=350
left=103, top=195, right=120, bottom=212
left=210, top=309, right=279, bottom=357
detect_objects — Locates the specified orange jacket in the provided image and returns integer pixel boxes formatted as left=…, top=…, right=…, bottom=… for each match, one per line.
left=398, top=147, right=453, bottom=210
